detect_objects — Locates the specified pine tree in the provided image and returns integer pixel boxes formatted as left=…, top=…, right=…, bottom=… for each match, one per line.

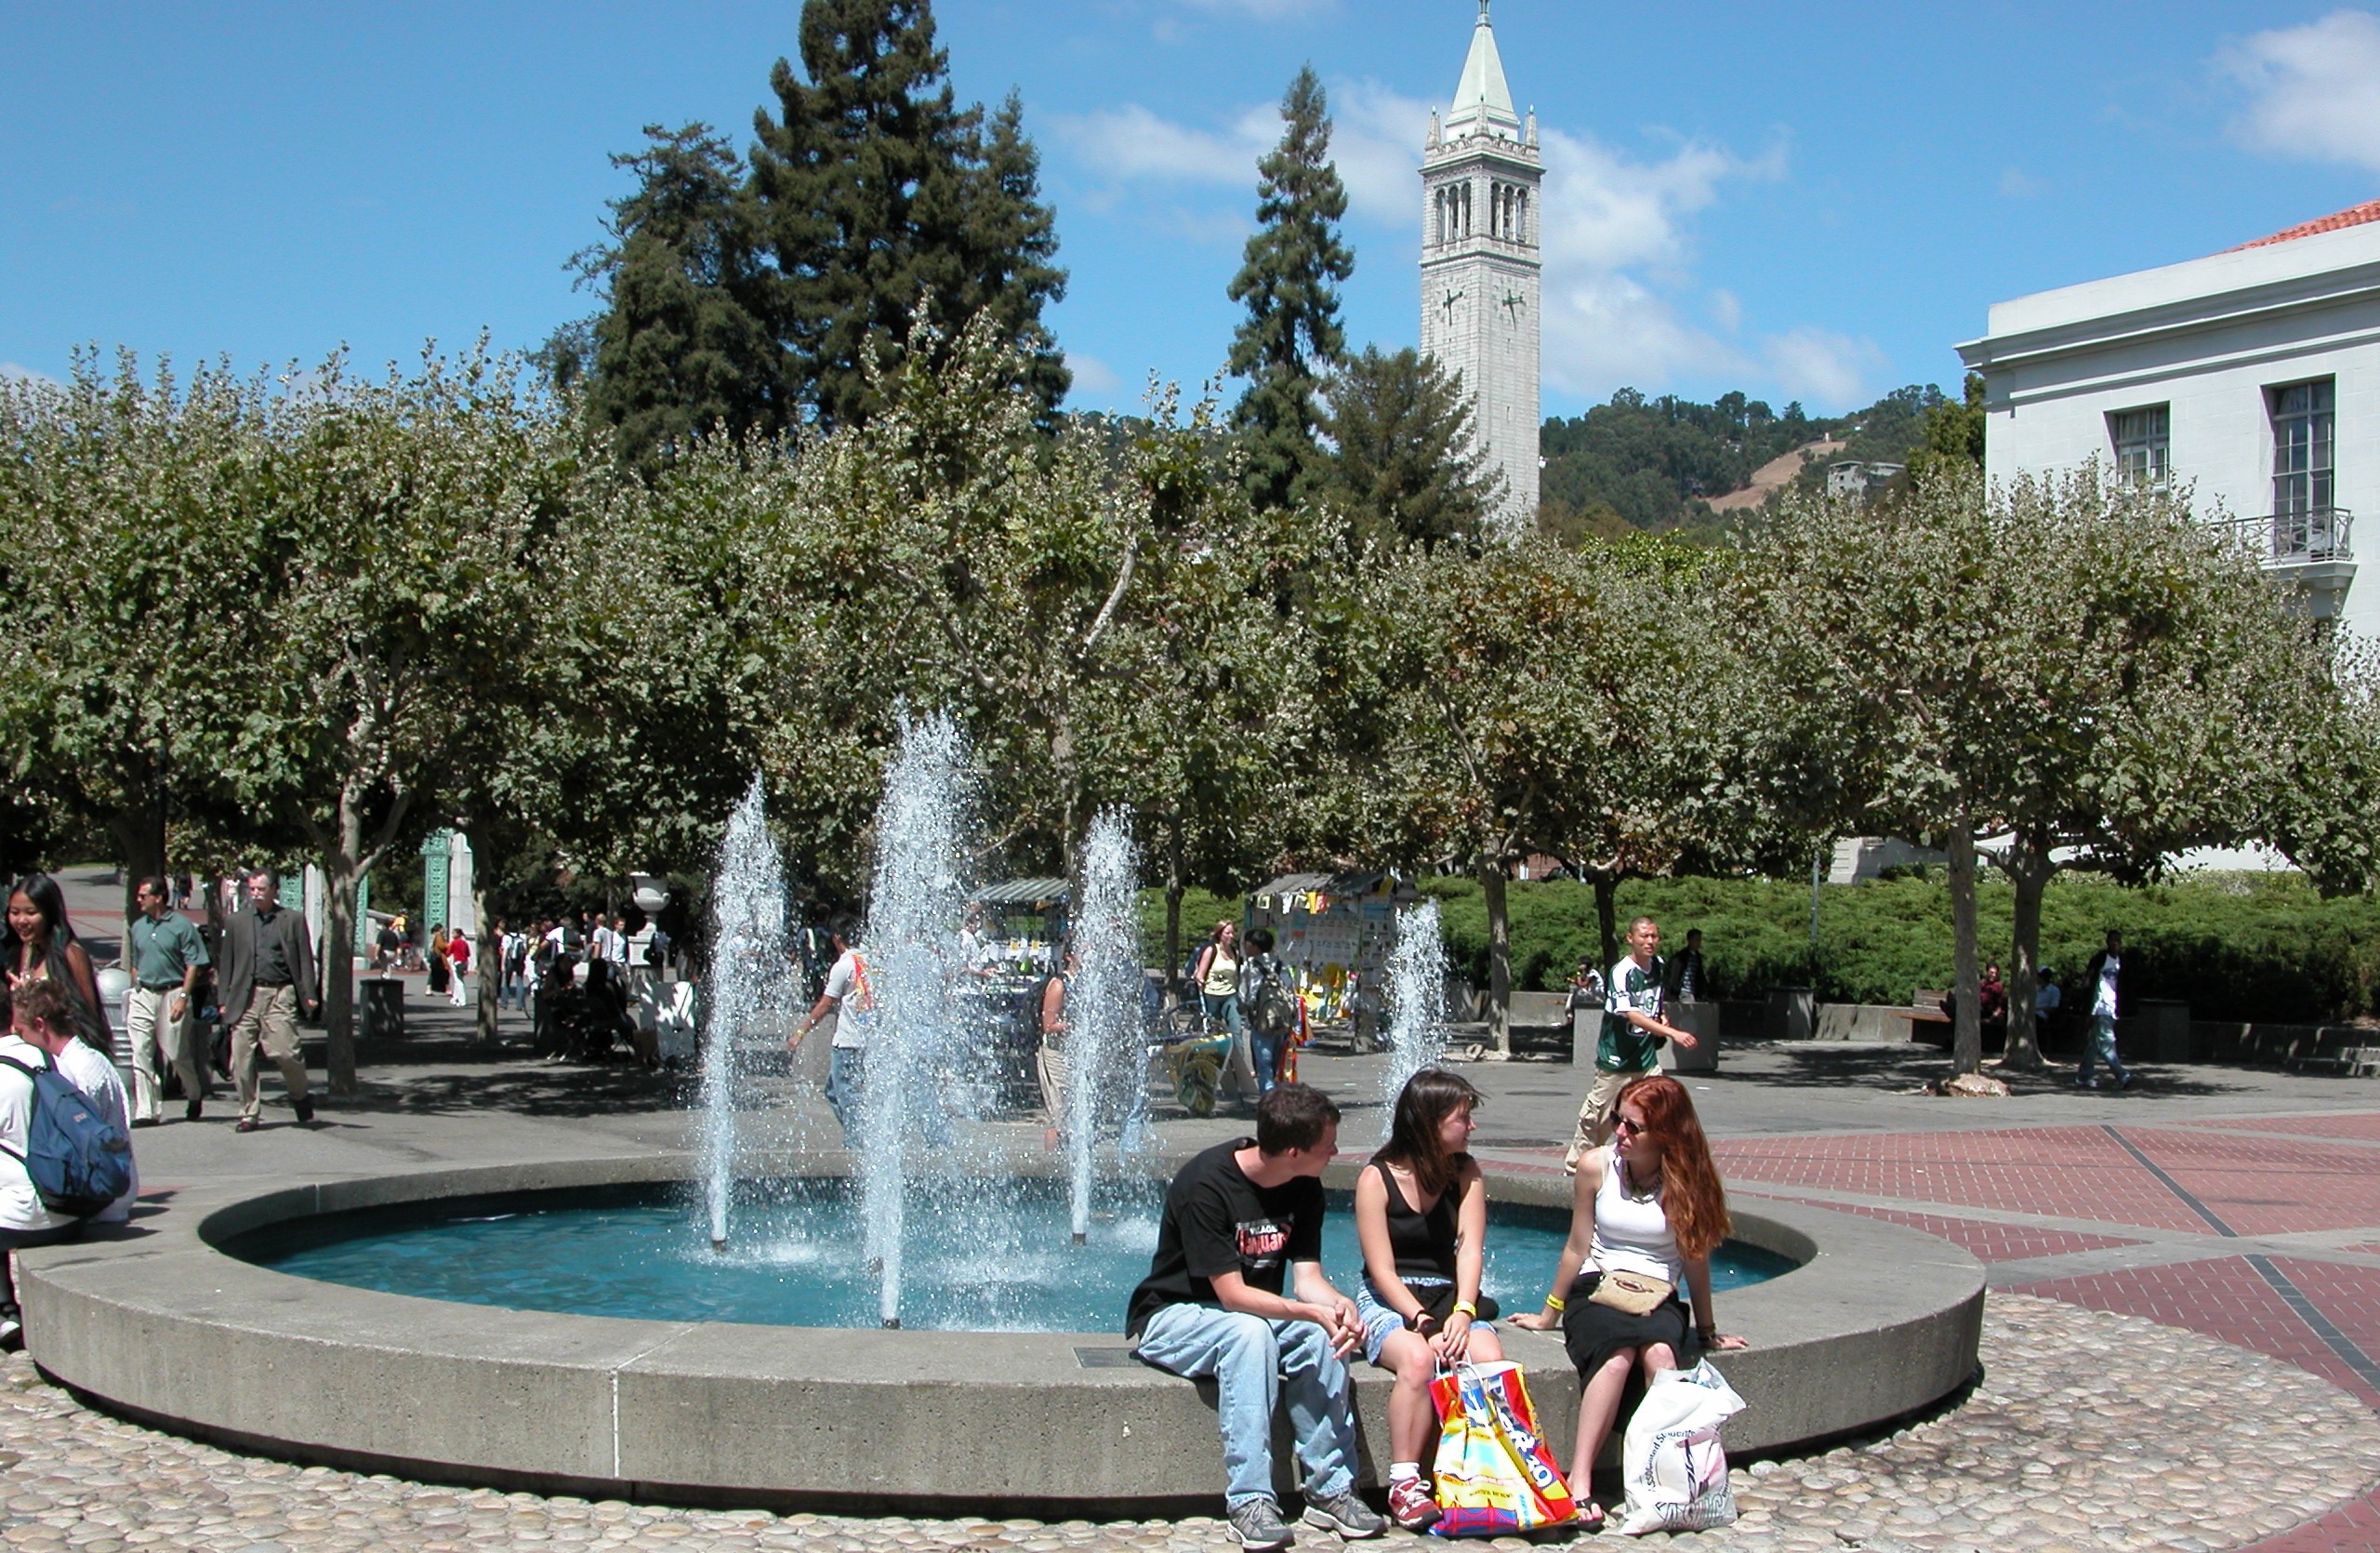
left=1226, top=65, right=1355, bottom=511
left=1319, top=347, right=1501, bottom=551
left=750, top=0, right=1067, bottom=430
left=567, top=124, right=783, bottom=471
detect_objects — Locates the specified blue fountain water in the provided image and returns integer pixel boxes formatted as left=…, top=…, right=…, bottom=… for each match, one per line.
left=231, top=1181, right=1792, bottom=1334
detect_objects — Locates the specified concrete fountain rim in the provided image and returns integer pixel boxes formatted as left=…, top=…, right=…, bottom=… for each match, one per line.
left=18, top=1148, right=1984, bottom=1516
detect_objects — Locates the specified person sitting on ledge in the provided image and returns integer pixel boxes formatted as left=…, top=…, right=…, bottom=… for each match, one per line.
left=1126, top=1082, right=1385, bottom=1551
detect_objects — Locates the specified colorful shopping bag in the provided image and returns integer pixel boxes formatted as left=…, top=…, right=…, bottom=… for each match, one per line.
left=1427, top=1361, right=1578, bottom=1537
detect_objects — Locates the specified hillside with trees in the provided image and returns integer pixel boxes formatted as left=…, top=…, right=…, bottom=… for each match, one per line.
left=1538, top=380, right=1975, bottom=542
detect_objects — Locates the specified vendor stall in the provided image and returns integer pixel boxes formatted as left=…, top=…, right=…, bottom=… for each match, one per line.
left=961, top=878, right=1070, bottom=1114
left=1245, top=872, right=1415, bottom=1044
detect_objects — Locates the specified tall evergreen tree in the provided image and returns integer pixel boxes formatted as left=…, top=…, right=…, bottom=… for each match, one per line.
left=750, top=0, right=1067, bottom=430
left=567, top=124, right=783, bottom=472
left=1226, top=65, right=1355, bottom=511
left=1319, top=347, right=1501, bottom=551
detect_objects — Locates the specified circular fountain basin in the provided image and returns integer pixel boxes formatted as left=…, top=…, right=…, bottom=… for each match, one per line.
left=223, top=1177, right=1794, bottom=1332
left=17, top=1152, right=1983, bottom=1516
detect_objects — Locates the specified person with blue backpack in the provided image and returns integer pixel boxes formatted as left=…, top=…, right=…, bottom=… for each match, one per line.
left=0, top=979, right=138, bottom=1348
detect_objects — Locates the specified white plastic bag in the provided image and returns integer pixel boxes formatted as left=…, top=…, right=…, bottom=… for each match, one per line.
left=1614, top=1359, right=1745, bottom=1535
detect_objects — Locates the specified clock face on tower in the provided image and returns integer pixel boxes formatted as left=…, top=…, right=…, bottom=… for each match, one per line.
left=1440, top=286, right=1466, bottom=324
left=1501, top=290, right=1527, bottom=324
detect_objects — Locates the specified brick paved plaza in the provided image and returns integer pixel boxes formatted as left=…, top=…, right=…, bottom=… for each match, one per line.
left=9, top=922, right=2380, bottom=1551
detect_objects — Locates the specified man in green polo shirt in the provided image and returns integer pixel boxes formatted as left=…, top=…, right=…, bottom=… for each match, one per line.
left=126, top=875, right=210, bottom=1124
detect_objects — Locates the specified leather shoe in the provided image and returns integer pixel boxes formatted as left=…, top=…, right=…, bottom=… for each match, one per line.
left=184, top=1099, right=203, bottom=1122
left=293, top=1096, right=316, bottom=1126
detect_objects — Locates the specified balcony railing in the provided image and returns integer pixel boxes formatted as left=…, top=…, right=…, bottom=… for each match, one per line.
left=2223, top=507, right=2353, bottom=565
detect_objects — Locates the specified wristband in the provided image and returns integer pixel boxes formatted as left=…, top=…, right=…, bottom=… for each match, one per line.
left=1697, top=1327, right=1718, bottom=1342
left=1453, top=1300, right=1477, bottom=1319
left=1542, top=1294, right=1566, bottom=1312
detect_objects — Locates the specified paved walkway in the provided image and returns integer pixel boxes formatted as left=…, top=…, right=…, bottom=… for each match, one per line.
left=20, top=862, right=2380, bottom=1549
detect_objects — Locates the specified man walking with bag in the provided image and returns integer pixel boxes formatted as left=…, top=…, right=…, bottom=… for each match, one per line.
left=124, top=876, right=210, bottom=1123
left=1127, top=1083, right=1384, bottom=1550
left=218, top=871, right=318, bottom=1133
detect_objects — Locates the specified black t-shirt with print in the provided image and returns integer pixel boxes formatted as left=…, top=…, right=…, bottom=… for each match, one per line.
left=1126, top=1138, right=1324, bottom=1337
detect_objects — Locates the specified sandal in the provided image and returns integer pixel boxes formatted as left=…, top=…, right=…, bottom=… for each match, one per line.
left=1575, top=1498, right=1606, bottom=1530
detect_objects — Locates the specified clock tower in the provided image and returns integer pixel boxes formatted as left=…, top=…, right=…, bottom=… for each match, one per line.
left=1420, top=1, right=1540, bottom=538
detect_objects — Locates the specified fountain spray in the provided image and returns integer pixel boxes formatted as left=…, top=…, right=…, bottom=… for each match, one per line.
left=1064, top=808, right=1143, bottom=1244
left=699, top=776, right=792, bottom=1250
left=1379, top=897, right=1450, bottom=1138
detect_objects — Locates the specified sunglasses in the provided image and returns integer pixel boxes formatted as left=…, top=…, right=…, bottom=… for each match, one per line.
left=1614, top=1115, right=1646, bottom=1136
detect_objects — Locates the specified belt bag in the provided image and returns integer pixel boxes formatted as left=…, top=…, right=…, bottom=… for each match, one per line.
left=1588, top=1268, right=1674, bottom=1316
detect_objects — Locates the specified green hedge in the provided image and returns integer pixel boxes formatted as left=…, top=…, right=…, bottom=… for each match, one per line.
left=1138, top=871, right=2380, bottom=1024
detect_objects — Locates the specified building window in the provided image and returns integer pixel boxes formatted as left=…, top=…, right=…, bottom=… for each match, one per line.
left=2270, top=378, right=2334, bottom=517
left=2108, top=405, right=2169, bottom=488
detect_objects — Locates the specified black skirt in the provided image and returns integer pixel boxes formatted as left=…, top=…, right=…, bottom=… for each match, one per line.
left=1562, top=1272, right=1702, bottom=1388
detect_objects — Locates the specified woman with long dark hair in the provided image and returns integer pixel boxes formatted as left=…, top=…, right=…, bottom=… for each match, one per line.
left=1354, top=1067, right=1505, bottom=1530
left=1512, top=1072, right=1748, bottom=1520
left=5, top=873, right=112, bottom=1054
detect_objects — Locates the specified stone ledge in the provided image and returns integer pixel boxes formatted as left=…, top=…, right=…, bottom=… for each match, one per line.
left=19, top=1152, right=1982, bottom=1514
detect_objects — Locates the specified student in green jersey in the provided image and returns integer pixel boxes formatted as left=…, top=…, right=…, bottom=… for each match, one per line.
left=1562, top=916, right=1699, bottom=1172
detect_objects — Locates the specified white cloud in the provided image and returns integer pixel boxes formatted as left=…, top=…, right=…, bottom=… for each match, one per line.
left=1760, top=329, right=1888, bottom=407
left=1049, top=102, right=1270, bottom=187
left=1065, top=352, right=1124, bottom=398
left=0, top=362, right=59, bottom=386
left=2221, top=9, right=2380, bottom=172
left=1998, top=167, right=2046, bottom=198
left=1708, top=288, right=1743, bottom=332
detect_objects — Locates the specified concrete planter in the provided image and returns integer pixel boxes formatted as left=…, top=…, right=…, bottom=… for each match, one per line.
left=1660, top=1001, right=1722, bottom=1072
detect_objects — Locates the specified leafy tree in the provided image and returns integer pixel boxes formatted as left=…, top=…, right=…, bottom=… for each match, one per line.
left=1318, top=346, right=1500, bottom=551
left=218, top=345, right=583, bottom=1093
left=1906, top=372, right=1986, bottom=486
left=0, top=352, right=284, bottom=917
left=749, top=0, right=1068, bottom=430
left=569, top=124, right=783, bottom=473
left=1226, top=65, right=1354, bottom=511
left=1739, top=465, right=2320, bottom=1075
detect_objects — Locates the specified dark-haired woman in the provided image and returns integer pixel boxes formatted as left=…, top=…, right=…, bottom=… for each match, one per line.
left=5, top=873, right=112, bottom=1055
left=1512, top=1072, right=1748, bottom=1520
left=1355, top=1067, right=1504, bottom=1530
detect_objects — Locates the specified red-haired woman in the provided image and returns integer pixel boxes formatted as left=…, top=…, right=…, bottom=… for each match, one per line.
left=1512, top=1073, right=1748, bottom=1517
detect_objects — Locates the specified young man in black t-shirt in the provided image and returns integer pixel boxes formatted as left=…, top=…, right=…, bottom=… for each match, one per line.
left=1127, top=1084, right=1383, bottom=1550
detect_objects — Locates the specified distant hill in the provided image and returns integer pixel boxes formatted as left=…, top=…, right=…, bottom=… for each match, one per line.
left=1537, top=383, right=1956, bottom=541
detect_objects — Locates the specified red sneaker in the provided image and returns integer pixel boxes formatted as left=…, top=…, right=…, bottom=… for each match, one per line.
left=1388, top=1477, right=1441, bottom=1530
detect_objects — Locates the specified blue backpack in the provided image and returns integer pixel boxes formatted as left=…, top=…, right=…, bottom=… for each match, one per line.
left=0, top=1053, right=133, bottom=1218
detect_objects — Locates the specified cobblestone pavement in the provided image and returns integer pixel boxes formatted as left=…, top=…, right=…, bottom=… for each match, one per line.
left=5, top=1296, right=2370, bottom=1553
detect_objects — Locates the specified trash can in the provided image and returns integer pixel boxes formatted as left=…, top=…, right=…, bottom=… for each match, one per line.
left=359, top=976, right=405, bottom=1042
left=1766, top=987, right=1815, bottom=1042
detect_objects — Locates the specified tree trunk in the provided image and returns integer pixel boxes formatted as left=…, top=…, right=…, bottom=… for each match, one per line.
left=320, top=853, right=361, bottom=1097
left=1592, top=871, right=1620, bottom=973
left=474, top=881, right=498, bottom=1044
left=107, top=741, right=169, bottom=922
left=1162, top=834, right=1184, bottom=1005
left=1946, top=811, right=1982, bottom=1076
left=1481, top=856, right=1512, bottom=1054
left=2002, top=837, right=2054, bottom=1071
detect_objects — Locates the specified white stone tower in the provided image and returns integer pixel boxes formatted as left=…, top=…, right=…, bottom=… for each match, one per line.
left=1421, top=0, right=1541, bottom=538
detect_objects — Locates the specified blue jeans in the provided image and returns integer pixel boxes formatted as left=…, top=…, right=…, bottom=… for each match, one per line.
left=826, top=1044, right=864, bottom=1135
left=2080, top=1014, right=2129, bottom=1085
left=1250, top=1024, right=1284, bottom=1093
left=1134, top=1302, right=1359, bottom=1508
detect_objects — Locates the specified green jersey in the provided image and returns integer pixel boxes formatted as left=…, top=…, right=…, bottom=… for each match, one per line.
left=1597, top=952, right=1667, bottom=1073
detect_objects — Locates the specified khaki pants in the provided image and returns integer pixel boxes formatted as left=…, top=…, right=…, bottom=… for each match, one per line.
left=125, top=984, right=206, bottom=1123
left=1564, top=1066, right=1655, bottom=1170
left=231, top=984, right=310, bottom=1122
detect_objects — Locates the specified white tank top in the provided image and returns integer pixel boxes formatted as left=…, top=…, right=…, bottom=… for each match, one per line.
left=1590, top=1143, right=1681, bottom=1284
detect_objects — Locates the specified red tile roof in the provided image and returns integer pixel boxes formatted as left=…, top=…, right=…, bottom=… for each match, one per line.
left=2229, top=198, right=2380, bottom=251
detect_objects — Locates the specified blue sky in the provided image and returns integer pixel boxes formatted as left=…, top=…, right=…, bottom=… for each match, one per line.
left=4, top=2, right=2376, bottom=419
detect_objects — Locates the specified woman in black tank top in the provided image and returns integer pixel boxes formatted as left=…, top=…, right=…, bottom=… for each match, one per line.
left=1355, top=1069, right=1506, bottom=1529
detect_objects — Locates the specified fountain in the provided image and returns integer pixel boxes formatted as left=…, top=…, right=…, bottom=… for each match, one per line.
left=698, top=776, right=793, bottom=1249
left=1378, top=897, right=1450, bottom=1134
left=1063, top=807, right=1145, bottom=1243
left=854, top=710, right=979, bottom=1327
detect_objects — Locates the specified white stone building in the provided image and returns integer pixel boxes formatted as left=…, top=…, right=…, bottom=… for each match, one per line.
left=1957, top=201, right=2380, bottom=632
left=1421, top=2, right=1540, bottom=538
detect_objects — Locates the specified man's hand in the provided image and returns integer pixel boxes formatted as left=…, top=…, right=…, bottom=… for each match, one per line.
left=168, top=993, right=188, bottom=1019
left=304, top=999, right=321, bottom=1020
left=1667, top=1024, right=1698, bottom=1050
left=1302, top=1296, right=1362, bottom=1358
